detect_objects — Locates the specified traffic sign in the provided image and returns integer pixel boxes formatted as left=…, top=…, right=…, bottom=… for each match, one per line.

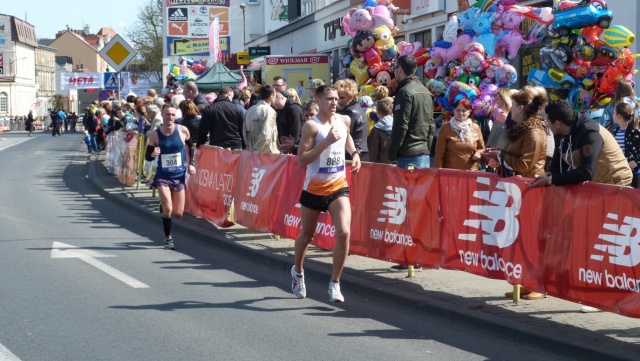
left=103, top=72, right=120, bottom=90
left=99, top=90, right=111, bottom=101
left=99, top=34, right=137, bottom=72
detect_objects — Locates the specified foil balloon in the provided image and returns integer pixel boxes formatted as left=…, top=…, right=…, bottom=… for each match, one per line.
left=484, top=57, right=504, bottom=80
left=495, top=64, right=517, bottom=87
left=472, top=93, right=494, bottom=118
left=350, top=62, right=370, bottom=86
left=460, top=42, right=486, bottom=63
left=445, top=81, right=479, bottom=109
left=462, top=51, right=488, bottom=74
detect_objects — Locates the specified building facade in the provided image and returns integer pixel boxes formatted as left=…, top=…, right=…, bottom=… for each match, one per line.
left=35, top=43, right=56, bottom=116
left=0, top=14, right=37, bottom=118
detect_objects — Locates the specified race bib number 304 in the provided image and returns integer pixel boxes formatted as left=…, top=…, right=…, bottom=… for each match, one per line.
left=319, top=149, right=344, bottom=174
left=161, top=153, right=184, bottom=172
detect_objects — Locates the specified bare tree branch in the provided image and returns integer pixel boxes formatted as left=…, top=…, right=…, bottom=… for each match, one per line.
left=125, top=0, right=163, bottom=82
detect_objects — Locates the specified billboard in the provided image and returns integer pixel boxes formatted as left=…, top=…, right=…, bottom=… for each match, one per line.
left=165, top=0, right=231, bottom=57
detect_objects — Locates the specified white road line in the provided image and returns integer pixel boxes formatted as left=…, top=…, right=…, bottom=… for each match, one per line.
left=51, top=242, right=149, bottom=289
left=0, top=343, right=22, bottom=361
left=0, top=138, right=32, bottom=152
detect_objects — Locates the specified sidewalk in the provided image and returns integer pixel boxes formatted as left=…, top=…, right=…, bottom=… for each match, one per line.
left=87, top=152, right=640, bottom=360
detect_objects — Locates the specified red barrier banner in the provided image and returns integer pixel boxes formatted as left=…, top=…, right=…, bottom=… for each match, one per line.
left=438, top=171, right=546, bottom=289
left=270, top=157, right=352, bottom=250
left=185, top=146, right=240, bottom=227
left=542, top=183, right=640, bottom=318
left=233, top=151, right=290, bottom=232
left=350, top=164, right=441, bottom=266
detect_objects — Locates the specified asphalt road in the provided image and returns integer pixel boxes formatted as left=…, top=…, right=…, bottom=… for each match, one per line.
left=0, top=132, right=577, bottom=361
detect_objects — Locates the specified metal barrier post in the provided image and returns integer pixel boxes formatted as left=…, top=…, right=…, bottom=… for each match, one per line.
left=513, top=285, right=521, bottom=303
left=407, top=165, right=415, bottom=278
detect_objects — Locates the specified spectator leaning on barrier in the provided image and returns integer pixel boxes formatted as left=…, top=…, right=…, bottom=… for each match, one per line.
left=529, top=100, right=632, bottom=188
left=198, top=86, right=245, bottom=150
left=389, top=55, right=435, bottom=169
left=243, top=84, right=280, bottom=154
left=335, top=79, right=369, bottom=161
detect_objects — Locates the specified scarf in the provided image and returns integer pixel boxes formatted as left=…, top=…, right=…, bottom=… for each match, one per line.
left=449, top=116, right=473, bottom=143
left=506, top=115, right=547, bottom=142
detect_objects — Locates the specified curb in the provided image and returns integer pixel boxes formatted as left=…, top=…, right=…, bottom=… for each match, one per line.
left=87, top=158, right=635, bottom=361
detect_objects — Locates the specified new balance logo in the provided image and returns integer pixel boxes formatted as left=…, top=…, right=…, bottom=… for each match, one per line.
left=168, top=8, right=188, bottom=21
left=592, top=213, right=640, bottom=267
left=246, top=168, right=266, bottom=197
left=458, top=177, right=522, bottom=248
left=377, top=186, right=407, bottom=225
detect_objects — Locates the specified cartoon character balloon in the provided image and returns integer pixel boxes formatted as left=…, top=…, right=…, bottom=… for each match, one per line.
left=495, top=63, right=517, bottom=87
left=462, top=51, right=488, bottom=74
left=352, top=30, right=381, bottom=67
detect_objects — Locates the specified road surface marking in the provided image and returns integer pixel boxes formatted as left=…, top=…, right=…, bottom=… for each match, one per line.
left=0, top=342, right=22, bottom=361
left=50, top=242, right=149, bottom=289
left=0, top=138, right=32, bottom=152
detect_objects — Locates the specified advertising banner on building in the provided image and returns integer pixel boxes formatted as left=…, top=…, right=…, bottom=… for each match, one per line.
left=165, top=0, right=231, bottom=57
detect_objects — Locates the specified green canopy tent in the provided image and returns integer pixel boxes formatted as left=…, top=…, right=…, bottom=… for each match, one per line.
left=194, top=61, right=242, bottom=93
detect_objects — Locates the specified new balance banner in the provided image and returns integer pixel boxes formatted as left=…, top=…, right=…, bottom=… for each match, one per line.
left=180, top=146, right=640, bottom=318
left=185, top=147, right=240, bottom=227
left=350, top=164, right=441, bottom=267
left=438, top=171, right=546, bottom=291
left=233, top=152, right=289, bottom=232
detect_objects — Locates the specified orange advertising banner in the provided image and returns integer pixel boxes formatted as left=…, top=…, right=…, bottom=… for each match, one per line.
left=185, top=146, right=240, bottom=227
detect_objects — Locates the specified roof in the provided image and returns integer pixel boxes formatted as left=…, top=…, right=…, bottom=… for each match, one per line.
left=51, top=30, right=98, bottom=53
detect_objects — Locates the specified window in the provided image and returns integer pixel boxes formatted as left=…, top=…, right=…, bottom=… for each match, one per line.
left=0, top=92, right=7, bottom=113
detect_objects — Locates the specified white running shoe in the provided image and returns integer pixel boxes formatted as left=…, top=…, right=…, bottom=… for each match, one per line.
left=328, top=282, right=344, bottom=302
left=580, top=306, right=601, bottom=313
left=291, top=266, right=306, bottom=298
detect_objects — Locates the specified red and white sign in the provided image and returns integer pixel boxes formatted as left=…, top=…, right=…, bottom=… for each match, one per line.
left=61, top=72, right=103, bottom=89
left=265, top=56, right=330, bottom=65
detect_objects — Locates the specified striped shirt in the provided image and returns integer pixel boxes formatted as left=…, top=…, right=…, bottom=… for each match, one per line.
left=615, top=129, right=626, bottom=153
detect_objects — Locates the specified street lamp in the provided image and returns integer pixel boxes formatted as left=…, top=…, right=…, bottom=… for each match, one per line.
left=240, top=3, right=246, bottom=47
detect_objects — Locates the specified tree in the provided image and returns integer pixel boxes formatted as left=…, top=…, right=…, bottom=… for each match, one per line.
left=126, top=0, right=163, bottom=82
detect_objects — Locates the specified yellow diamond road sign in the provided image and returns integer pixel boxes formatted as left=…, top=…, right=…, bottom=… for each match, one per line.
left=99, top=34, right=137, bottom=72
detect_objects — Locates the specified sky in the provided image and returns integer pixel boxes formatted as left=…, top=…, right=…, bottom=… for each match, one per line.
left=0, top=0, right=149, bottom=41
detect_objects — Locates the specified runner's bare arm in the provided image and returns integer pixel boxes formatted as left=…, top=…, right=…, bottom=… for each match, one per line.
left=297, top=120, right=327, bottom=167
left=145, top=131, right=160, bottom=161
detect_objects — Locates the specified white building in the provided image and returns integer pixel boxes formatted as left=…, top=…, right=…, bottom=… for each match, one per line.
left=0, top=14, right=37, bottom=118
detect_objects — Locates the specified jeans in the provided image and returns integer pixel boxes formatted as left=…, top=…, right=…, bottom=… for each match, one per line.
left=397, top=154, right=430, bottom=170
left=89, top=134, right=98, bottom=152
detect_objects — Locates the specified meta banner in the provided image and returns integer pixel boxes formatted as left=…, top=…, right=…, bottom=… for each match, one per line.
left=61, top=72, right=103, bottom=89
left=183, top=145, right=640, bottom=318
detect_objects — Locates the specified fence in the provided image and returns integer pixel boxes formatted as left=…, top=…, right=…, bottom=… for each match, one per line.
left=106, top=135, right=640, bottom=318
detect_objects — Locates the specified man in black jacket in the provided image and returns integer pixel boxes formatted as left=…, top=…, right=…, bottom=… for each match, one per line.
left=198, top=86, right=245, bottom=150
left=274, top=91, right=304, bottom=147
left=529, top=100, right=632, bottom=188
left=389, top=55, right=435, bottom=169
left=335, top=79, right=369, bottom=161
left=183, top=81, right=209, bottom=108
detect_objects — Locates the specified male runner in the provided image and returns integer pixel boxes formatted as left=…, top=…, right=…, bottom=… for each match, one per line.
left=291, top=85, right=361, bottom=302
left=145, top=104, right=196, bottom=250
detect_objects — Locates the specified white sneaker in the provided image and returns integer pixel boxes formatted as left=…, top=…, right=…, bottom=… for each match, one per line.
left=580, top=306, right=602, bottom=313
left=328, top=282, right=344, bottom=302
left=291, top=266, right=306, bottom=299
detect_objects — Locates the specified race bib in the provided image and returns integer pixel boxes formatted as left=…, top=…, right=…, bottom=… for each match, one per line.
left=319, top=148, right=344, bottom=174
left=161, top=152, right=184, bottom=172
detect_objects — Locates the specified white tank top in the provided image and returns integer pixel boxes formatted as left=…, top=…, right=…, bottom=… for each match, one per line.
left=303, top=116, right=348, bottom=196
